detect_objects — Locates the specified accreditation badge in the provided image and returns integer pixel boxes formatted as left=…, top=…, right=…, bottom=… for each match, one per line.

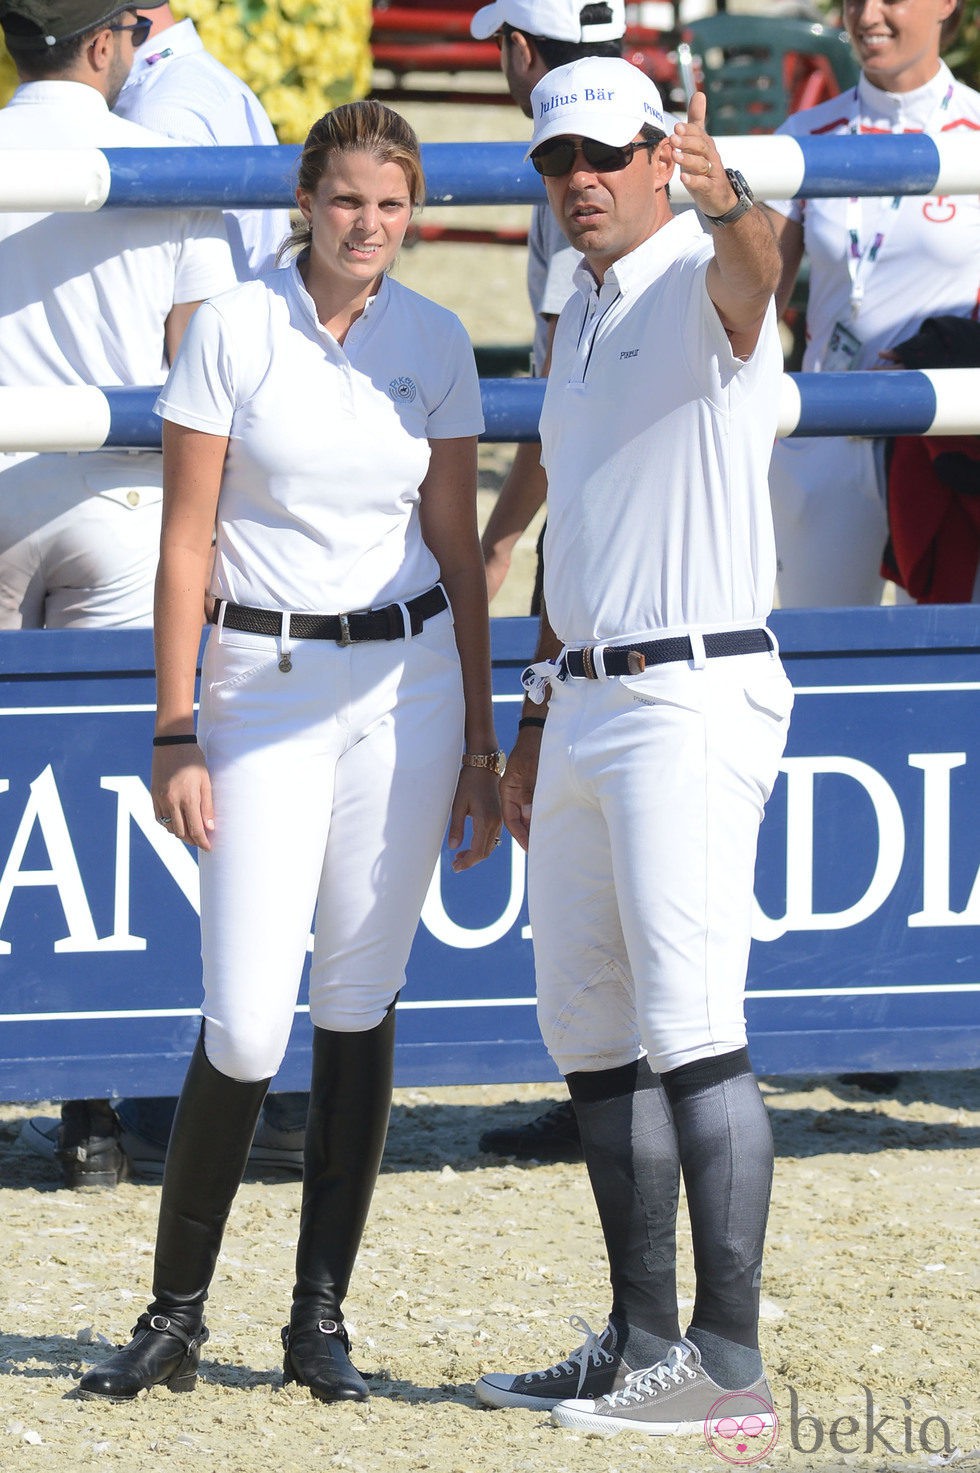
left=823, top=320, right=862, bottom=371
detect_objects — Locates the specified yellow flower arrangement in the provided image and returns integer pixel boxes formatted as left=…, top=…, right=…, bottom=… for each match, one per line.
left=0, top=0, right=372, bottom=141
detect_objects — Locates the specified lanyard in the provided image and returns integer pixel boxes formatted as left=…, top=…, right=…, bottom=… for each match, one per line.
left=845, top=83, right=953, bottom=317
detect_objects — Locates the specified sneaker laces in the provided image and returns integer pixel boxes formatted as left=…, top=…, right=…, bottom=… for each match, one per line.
left=525, top=1315, right=616, bottom=1394
left=602, top=1342, right=698, bottom=1407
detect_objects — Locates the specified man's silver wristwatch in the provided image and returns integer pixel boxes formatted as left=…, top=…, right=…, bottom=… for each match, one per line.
left=703, top=169, right=755, bottom=227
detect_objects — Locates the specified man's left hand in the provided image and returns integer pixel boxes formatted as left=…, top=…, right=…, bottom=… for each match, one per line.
left=671, top=91, right=735, bottom=216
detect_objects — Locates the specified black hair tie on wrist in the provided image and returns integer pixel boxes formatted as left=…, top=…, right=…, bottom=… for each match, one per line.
left=153, top=734, right=199, bottom=747
left=518, top=716, right=547, bottom=730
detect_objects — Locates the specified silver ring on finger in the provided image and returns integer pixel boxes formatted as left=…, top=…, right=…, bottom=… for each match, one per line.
left=493, top=835, right=502, bottom=847
left=158, top=815, right=173, bottom=826
left=706, top=158, right=713, bottom=175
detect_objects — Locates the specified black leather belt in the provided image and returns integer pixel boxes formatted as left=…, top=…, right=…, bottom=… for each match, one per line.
left=561, top=627, right=773, bottom=679
left=212, top=584, right=448, bottom=645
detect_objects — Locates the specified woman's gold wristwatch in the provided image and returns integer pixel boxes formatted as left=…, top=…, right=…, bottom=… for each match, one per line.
left=461, top=749, right=507, bottom=775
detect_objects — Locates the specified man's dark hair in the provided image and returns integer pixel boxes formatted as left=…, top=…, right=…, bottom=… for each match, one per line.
left=2, top=13, right=95, bottom=76
left=503, top=3, right=622, bottom=69
left=640, top=121, right=670, bottom=198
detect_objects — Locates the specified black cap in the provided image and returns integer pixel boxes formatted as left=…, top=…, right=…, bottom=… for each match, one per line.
left=0, top=0, right=164, bottom=48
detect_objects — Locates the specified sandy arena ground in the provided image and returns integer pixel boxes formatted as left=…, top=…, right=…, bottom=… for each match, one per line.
left=2, top=87, right=978, bottom=1473
left=1, top=1074, right=979, bottom=1473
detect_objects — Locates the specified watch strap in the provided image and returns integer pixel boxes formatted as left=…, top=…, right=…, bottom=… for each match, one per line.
left=703, top=169, right=755, bottom=227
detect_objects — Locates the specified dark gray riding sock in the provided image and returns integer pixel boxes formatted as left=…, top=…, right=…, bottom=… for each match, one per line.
left=661, top=1046, right=774, bottom=1390
left=565, top=1058, right=681, bottom=1369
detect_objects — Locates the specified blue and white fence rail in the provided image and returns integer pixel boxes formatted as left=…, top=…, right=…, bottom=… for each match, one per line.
left=0, top=371, right=977, bottom=451
left=0, top=134, right=978, bottom=211
left=1, top=132, right=978, bottom=1095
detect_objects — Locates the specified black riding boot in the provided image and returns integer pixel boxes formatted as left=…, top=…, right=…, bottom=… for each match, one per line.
left=282, top=1003, right=396, bottom=1403
left=78, top=1031, right=270, bottom=1402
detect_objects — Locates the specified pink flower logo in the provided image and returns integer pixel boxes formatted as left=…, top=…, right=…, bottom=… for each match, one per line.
left=704, top=1391, right=780, bottom=1465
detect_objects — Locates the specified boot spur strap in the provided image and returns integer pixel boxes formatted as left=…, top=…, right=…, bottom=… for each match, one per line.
left=315, top=1319, right=346, bottom=1340
left=133, top=1313, right=209, bottom=1353
left=283, top=1319, right=349, bottom=1350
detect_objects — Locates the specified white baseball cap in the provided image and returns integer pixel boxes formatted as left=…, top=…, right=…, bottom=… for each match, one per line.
left=470, top=0, right=625, bottom=44
left=527, top=56, right=668, bottom=157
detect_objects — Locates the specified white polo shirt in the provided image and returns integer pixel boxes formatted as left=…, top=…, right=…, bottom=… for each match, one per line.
left=156, top=262, right=485, bottom=612
left=540, top=209, right=782, bottom=643
left=115, top=18, right=291, bottom=279
left=0, top=81, right=235, bottom=392
left=768, top=63, right=980, bottom=370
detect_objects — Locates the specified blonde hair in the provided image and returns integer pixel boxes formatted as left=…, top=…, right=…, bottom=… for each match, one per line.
left=279, top=100, right=425, bottom=262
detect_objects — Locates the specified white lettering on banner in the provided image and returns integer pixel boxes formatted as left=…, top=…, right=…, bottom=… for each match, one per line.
left=421, top=837, right=526, bottom=948
left=0, top=756, right=977, bottom=953
left=100, top=776, right=200, bottom=948
left=908, top=753, right=980, bottom=927
left=753, top=756, right=906, bottom=942
left=0, top=768, right=199, bottom=954
left=0, top=765, right=103, bottom=953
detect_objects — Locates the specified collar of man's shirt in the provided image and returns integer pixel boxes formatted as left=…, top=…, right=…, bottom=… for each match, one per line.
left=122, top=14, right=202, bottom=89
left=571, top=209, right=706, bottom=301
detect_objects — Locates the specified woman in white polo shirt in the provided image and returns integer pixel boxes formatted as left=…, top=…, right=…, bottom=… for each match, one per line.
left=78, top=100, right=501, bottom=1407
left=766, top=0, right=979, bottom=606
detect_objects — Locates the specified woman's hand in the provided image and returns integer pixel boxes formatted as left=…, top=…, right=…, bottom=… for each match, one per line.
left=151, top=743, right=215, bottom=850
left=448, top=765, right=503, bottom=871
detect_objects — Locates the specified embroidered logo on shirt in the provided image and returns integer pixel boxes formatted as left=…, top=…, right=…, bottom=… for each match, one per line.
left=388, top=376, right=417, bottom=403
left=620, top=349, right=639, bottom=360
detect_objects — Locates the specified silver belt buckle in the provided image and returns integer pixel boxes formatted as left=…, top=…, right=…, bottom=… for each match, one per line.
left=337, top=612, right=352, bottom=647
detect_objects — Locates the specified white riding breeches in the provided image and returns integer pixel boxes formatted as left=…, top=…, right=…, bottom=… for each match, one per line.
left=195, top=608, right=464, bottom=1081
left=0, top=450, right=163, bottom=629
left=769, top=435, right=890, bottom=608
left=528, top=647, right=793, bottom=1077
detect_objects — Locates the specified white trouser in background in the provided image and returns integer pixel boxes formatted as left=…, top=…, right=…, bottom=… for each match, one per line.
left=196, top=608, right=464, bottom=1081
left=769, top=435, right=889, bottom=608
left=528, top=647, right=793, bottom=1077
left=0, top=450, right=163, bottom=628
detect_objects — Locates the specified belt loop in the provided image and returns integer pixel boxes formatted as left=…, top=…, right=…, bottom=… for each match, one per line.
left=279, top=611, right=293, bottom=673
left=215, top=598, right=228, bottom=641
left=395, top=600, right=412, bottom=639
left=592, top=644, right=608, bottom=680
left=765, top=627, right=778, bottom=660
left=688, top=632, right=706, bottom=670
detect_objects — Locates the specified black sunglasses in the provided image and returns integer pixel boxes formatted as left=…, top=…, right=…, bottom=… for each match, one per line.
left=530, top=136, right=660, bottom=179
left=108, top=14, right=152, bottom=44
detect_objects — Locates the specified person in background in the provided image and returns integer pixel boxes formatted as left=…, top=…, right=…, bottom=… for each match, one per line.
left=12, top=0, right=300, bottom=1183
left=113, top=1, right=289, bottom=278
left=470, top=0, right=627, bottom=1167
left=765, top=0, right=979, bottom=606
left=75, top=99, right=500, bottom=1406
left=0, top=0, right=235, bottom=1188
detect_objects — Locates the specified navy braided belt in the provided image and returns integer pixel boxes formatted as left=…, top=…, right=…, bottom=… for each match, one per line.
left=561, top=627, right=773, bottom=679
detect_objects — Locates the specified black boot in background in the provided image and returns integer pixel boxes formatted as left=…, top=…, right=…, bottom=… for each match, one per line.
left=57, top=1099, right=129, bottom=1190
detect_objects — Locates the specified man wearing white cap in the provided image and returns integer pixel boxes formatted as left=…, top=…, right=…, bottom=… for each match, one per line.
left=472, top=1, right=629, bottom=1166
left=474, top=57, right=793, bottom=1440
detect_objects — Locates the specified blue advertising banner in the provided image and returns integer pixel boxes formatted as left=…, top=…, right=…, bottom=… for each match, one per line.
left=0, top=607, right=977, bottom=1100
